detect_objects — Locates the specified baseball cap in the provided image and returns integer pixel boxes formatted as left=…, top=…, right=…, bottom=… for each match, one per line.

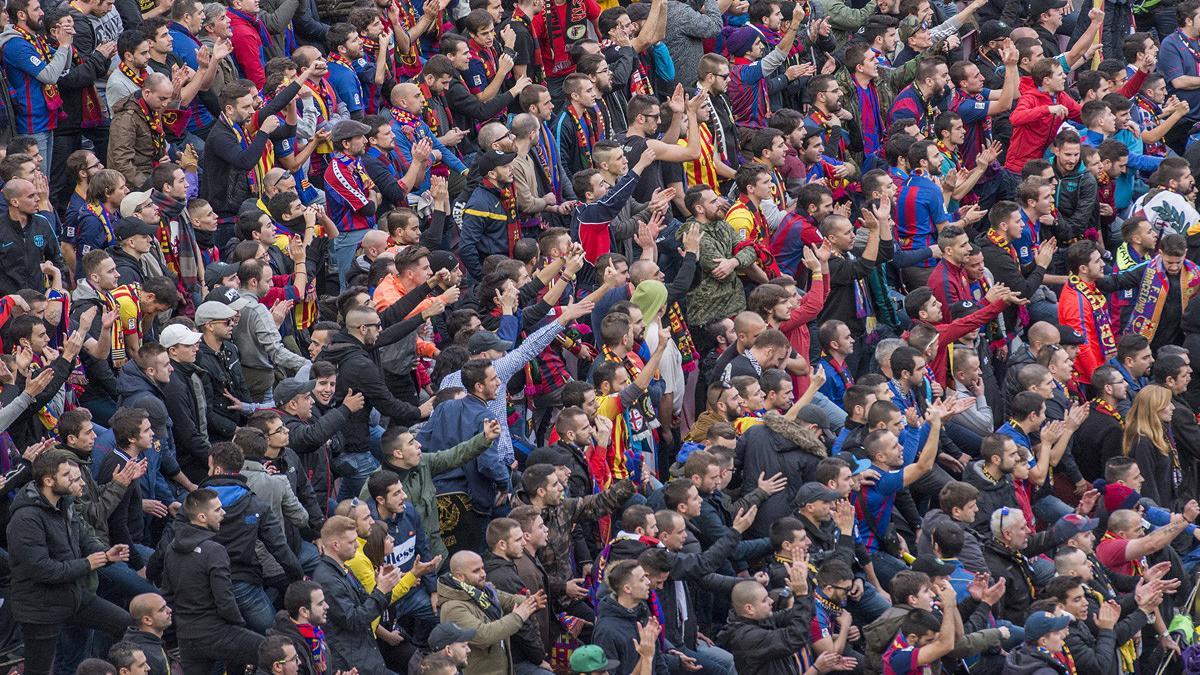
left=119, top=191, right=155, bottom=219
left=475, top=150, right=517, bottom=175
left=194, top=300, right=237, bottom=326
left=204, top=286, right=252, bottom=311
left=526, top=445, right=571, bottom=468
left=1058, top=326, right=1086, bottom=346
left=570, top=645, right=620, bottom=673
left=1029, top=0, right=1068, bottom=18
left=949, top=299, right=980, bottom=321
left=1057, top=512, right=1099, bottom=536
left=115, top=216, right=158, bottom=240
left=1023, top=610, right=1071, bottom=643
left=159, top=323, right=202, bottom=348
left=979, top=20, right=1012, bottom=44
left=794, top=482, right=841, bottom=506
left=899, top=16, right=926, bottom=43
left=273, top=378, right=316, bottom=406
left=427, top=622, right=477, bottom=651
left=910, top=555, right=957, bottom=577
left=428, top=250, right=459, bottom=274
left=467, top=331, right=513, bottom=355
left=204, top=262, right=238, bottom=288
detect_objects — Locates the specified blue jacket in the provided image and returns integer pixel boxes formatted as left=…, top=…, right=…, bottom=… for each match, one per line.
left=419, top=395, right=509, bottom=513
left=115, top=360, right=182, bottom=501
left=460, top=182, right=513, bottom=281
left=393, top=117, right=466, bottom=194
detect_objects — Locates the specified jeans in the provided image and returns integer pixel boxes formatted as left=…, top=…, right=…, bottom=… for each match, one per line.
left=178, top=627, right=263, bottom=675
left=680, top=643, right=736, bottom=675
left=943, top=422, right=983, bottom=457
left=847, top=577, right=892, bottom=625
left=1135, top=4, right=1178, bottom=40
left=811, top=392, right=848, bottom=433
left=96, top=558, right=158, bottom=609
left=30, top=131, right=52, bottom=175
left=870, top=550, right=910, bottom=590
left=20, top=595, right=130, bottom=675
left=231, top=580, right=276, bottom=634
left=299, top=540, right=321, bottom=576
left=333, top=228, right=370, bottom=291
left=335, top=451, right=380, bottom=502
left=392, top=584, right=438, bottom=647
left=1032, top=495, right=1073, bottom=527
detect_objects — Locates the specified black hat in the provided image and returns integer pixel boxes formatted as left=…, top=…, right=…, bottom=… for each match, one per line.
left=467, top=330, right=513, bottom=354
left=204, top=286, right=252, bottom=311
left=949, top=299, right=981, bottom=320
left=204, top=261, right=238, bottom=288
left=979, top=20, right=1012, bottom=44
left=427, top=622, right=477, bottom=651
left=115, top=217, right=158, bottom=240
left=475, top=150, right=517, bottom=175
left=794, top=482, right=841, bottom=506
left=1029, top=0, right=1067, bottom=18
left=910, top=556, right=958, bottom=577
left=428, top=250, right=459, bottom=274
left=1058, top=325, right=1086, bottom=346
left=273, top=378, right=316, bottom=406
left=526, top=446, right=571, bottom=467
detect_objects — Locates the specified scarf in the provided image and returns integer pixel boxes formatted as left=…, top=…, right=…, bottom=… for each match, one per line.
left=1035, top=646, right=1077, bottom=675
left=1128, top=254, right=1200, bottom=341
left=665, top=302, right=698, bottom=374
left=67, top=44, right=102, bottom=128
left=569, top=104, right=603, bottom=165
left=1135, top=94, right=1168, bottom=156
left=935, top=140, right=961, bottom=173
left=482, top=178, right=519, bottom=255
left=1167, top=427, right=1184, bottom=488
left=1092, top=397, right=1123, bottom=427
left=542, top=0, right=590, bottom=76
left=151, top=189, right=201, bottom=291
left=85, top=202, right=116, bottom=247
left=815, top=591, right=846, bottom=634
left=1101, top=530, right=1146, bottom=575
left=534, top=122, right=562, bottom=197
left=824, top=355, right=854, bottom=389
left=468, top=38, right=498, bottom=81
left=95, top=284, right=127, bottom=368
left=137, top=97, right=167, bottom=159
left=295, top=622, right=328, bottom=673
left=837, top=249, right=873, bottom=320
left=223, top=111, right=274, bottom=194
left=442, top=574, right=504, bottom=620
left=1068, top=273, right=1118, bottom=361
left=987, top=227, right=1017, bottom=263
left=118, top=60, right=146, bottom=87
left=732, top=193, right=768, bottom=243
left=14, top=25, right=62, bottom=126
left=227, top=7, right=272, bottom=54
left=854, top=79, right=883, bottom=155
left=603, top=344, right=642, bottom=381
left=915, top=87, right=939, bottom=138
left=1005, top=541, right=1038, bottom=598
left=810, top=109, right=848, bottom=161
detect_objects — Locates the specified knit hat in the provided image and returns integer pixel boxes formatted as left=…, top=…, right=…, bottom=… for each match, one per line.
left=1097, top=480, right=1141, bottom=513
left=726, top=26, right=762, bottom=57
left=630, top=279, right=668, bottom=325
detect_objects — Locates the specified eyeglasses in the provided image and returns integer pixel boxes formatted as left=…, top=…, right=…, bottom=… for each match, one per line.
left=715, top=72, right=730, bottom=79
left=361, top=322, right=381, bottom=329
left=274, top=654, right=300, bottom=665
left=269, top=426, right=288, bottom=436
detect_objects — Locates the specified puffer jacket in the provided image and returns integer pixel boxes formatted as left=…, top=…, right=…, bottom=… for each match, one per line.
left=159, top=521, right=244, bottom=638
left=715, top=600, right=814, bottom=675
left=1051, top=158, right=1098, bottom=244
left=436, top=575, right=526, bottom=675
left=735, top=410, right=828, bottom=538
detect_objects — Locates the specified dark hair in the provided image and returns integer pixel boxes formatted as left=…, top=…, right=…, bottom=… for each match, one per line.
left=208, top=441, right=244, bottom=473
left=110, top=407, right=149, bottom=449
left=461, top=358, right=493, bottom=394
left=938, top=481, right=979, bottom=512
left=890, top=345, right=924, bottom=377
left=232, top=426, right=268, bottom=460
left=931, top=521, right=965, bottom=557
left=107, top=642, right=145, bottom=670
left=256, top=635, right=294, bottom=672
left=890, top=570, right=931, bottom=606
left=522, top=464, right=557, bottom=497
left=284, top=579, right=324, bottom=619
left=117, top=29, right=149, bottom=60
left=183, top=487, right=219, bottom=521
left=1010, top=391, right=1046, bottom=420
left=900, top=608, right=941, bottom=638
left=663, top=478, right=695, bottom=511
left=621, top=504, right=655, bottom=532
left=1152, top=353, right=1188, bottom=385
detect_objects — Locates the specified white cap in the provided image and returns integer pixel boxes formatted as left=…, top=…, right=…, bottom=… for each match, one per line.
left=160, top=323, right=203, bottom=348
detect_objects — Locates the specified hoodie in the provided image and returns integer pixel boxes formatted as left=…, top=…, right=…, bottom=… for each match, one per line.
left=592, top=594, right=670, bottom=675
left=734, top=410, right=828, bottom=539
left=1002, top=644, right=1072, bottom=675
left=121, top=628, right=171, bottom=675
left=267, top=610, right=322, bottom=675
left=320, top=330, right=423, bottom=456
left=1004, top=75, right=1081, bottom=173
left=69, top=280, right=121, bottom=406
left=916, top=509, right=988, bottom=574
left=160, top=521, right=244, bottom=638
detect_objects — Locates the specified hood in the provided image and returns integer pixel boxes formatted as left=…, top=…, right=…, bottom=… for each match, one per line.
left=199, top=474, right=253, bottom=511
left=172, top=521, right=218, bottom=552
left=965, top=460, right=1012, bottom=493
left=1005, top=645, right=1066, bottom=675
left=112, top=93, right=145, bottom=116
left=9, top=481, right=72, bottom=517
left=319, top=331, right=366, bottom=367
left=482, top=551, right=518, bottom=575
left=271, top=610, right=305, bottom=639
left=70, top=279, right=102, bottom=304
left=609, top=536, right=654, bottom=562
left=596, top=593, right=649, bottom=623
left=118, top=359, right=164, bottom=399
left=761, top=411, right=827, bottom=456
left=0, top=28, right=25, bottom=50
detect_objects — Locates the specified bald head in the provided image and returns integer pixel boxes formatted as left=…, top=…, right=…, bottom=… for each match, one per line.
left=449, top=550, right=482, bottom=575
left=3, top=178, right=32, bottom=203
left=392, top=82, right=420, bottom=105
left=1108, top=508, right=1139, bottom=533
left=361, top=230, right=389, bottom=252
left=511, top=112, right=538, bottom=140
left=292, top=46, right=322, bottom=68
left=731, top=580, right=765, bottom=615
left=479, top=122, right=510, bottom=150
left=1028, top=322, right=1060, bottom=347
left=1011, top=27, right=1037, bottom=41
left=630, top=259, right=659, bottom=284
left=733, top=311, right=767, bottom=345
left=129, top=593, right=163, bottom=621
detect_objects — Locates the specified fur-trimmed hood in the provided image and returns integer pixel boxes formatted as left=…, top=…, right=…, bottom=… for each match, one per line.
left=761, top=411, right=828, bottom=456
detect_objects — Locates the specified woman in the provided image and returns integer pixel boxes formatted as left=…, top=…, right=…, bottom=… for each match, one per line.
left=347, top=520, right=419, bottom=672
left=1123, top=384, right=1184, bottom=507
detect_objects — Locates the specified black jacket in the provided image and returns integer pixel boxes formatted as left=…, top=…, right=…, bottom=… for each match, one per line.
left=110, top=246, right=146, bottom=287
left=592, top=594, right=670, bottom=675
left=160, top=521, right=244, bottom=638
left=270, top=447, right=324, bottom=543
left=55, top=38, right=110, bottom=134
left=445, top=76, right=515, bottom=159
left=98, top=450, right=146, bottom=565
left=1004, top=643, right=1072, bottom=675
left=734, top=412, right=828, bottom=539
left=1074, top=405, right=1124, bottom=482
left=0, top=353, right=72, bottom=449
left=267, top=610, right=321, bottom=675
left=280, top=404, right=348, bottom=519
left=715, top=601, right=815, bottom=675
left=195, top=338, right=249, bottom=445
left=964, top=459, right=1017, bottom=536
left=163, top=360, right=209, bottom=473
left=201, top=80, right=300, bottom=216
left=5, top=483, right=106, bottom=624
left=0, top=210, right=64, bottom=297
left=483, top=551, right=546, bottom=666
left=311, top=555, right=390, bottom=673
left=121, top=628, right=171, bottom=675
left=1065, top=609, right=1148, bottom=675
left=978, top=234, right=1048, bottom=331
left=319, top=330, right=423, bottom=453
left=981, top=527, right=1063, bottom=623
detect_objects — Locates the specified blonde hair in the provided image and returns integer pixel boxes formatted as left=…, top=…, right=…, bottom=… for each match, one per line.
left=1123, top=384, right=1174, bottom=456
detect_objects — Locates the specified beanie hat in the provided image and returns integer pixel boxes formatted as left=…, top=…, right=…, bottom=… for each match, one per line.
left=726, top=26, right=762, bottom=57
left=1096, top=479, right=1141, bottom=513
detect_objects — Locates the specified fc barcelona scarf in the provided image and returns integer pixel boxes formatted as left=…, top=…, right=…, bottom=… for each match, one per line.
left=1127, top=254, right=1200, bottom=342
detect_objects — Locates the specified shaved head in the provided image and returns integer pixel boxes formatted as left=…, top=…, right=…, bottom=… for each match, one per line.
left=1028, top=322, right=1060, bottom=345
left=391, top=82, right=420, bottom=104
left=449, top=550, right=482, bottom=575
left=2, top=178, right=32, bottom=203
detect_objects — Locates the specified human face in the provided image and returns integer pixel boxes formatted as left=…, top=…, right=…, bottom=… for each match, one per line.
left=1123, top=463, right=1145, bottom=491
left=471, top=21, right=496, bottom=49
left=1126, top=347, right=1154, bottom=377
left=227, top=92, right=258, bottom=125
left=475, top=365, right=501, bottom=401
left=959, top=63, right=985, bottom=94
left=750, top=172, right=774, bottom=201
left=946, top=118, right=966, bottom=146
left=540, top=473, right=566, bottom=506
left=590, top=61, right=613, bottom=93
left=445, top=641, right=471, bottom=666
left=19, top=0, right=43, bottom=30
left=801, top=136, right=825, bottom=164
left=743, top=585, right=774, bottom=620
left=387, top=431, right=420, bottom=469
left=144, top=595, right=173, bottom=632
left=1002, top=508, right=1029, bottom=549
left=1079, top=250, right=1105, bottom=280
left=1145, top=76, right=1168, bottom=104
left=1045, top=63, right=1067, bottom=93
left=622, top=565, right=651, bottom=601
left=204, top=9, right=231, bottom=37
left=765, top=136, right=787, bottom=168
left=525, top=514, right=549, bottom=549
left=11, top=180, right=38, bottom=216
left=1041, top=627, right=1069, bottom=654
left=152, top=25, right=173, bottom=54
left=125, top=39, right=151, bottom=68
left=199, top=496, right=225, bottom=530
left=306, top=376, right=333, bottom=409
left=371, top=123, right=396, bottom=152
left=1159, top=398, right=1177, bottom=422
left=456, top=553, right=488, bottom=587
left=1040, top=5, right=1064, bottom=29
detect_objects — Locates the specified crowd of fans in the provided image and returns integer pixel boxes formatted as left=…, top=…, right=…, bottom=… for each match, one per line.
left=3, top=0, right=1200, bottom=670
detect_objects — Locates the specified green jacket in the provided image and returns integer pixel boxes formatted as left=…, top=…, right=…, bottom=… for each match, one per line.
left=818, top=0, right=878, bottom=44
left=681, top=217, right=759, bottom=325
left=361, top=432, right=491, bottom=561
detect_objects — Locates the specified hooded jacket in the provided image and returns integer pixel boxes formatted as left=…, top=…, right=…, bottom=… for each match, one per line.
left=1005, top=76, right=1082, bottom=173
left=5, top=483, right=106, bottom=625
left=320, top=330, right=422, bottom=454
left=536, top=479, right=636, bottom=598
left=964, top=459, right=1016, bottom=537
left=121, top=627, right=171, bottom=675
left=715, top=600, right=815, bottom=675
left=916, top=509, right=987, bottom=574
left=311, top=554, right=390, bottom=673
left=1051, top=157, right=1098, bottom=244
left=160, top=521, right=244, bottom=638
left=1003, top=644, right=1073, bottom=675
left=195, top=338, right=249, bottom=446
left=266, top=610, right=321, bottom=675
left=436, top=575, right=526, bottom=675
left=593, top=593, right=670, bottom=675
left=117, top=358, right=175, bottom=461
left=734, top=410, right=827, bottom=538
left=482, top=552, right=546, bottom=667
left=281, top=402, right=350, bottom=517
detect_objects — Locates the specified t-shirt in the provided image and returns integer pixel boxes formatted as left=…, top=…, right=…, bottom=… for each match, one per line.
left=2, top=34, right=58, bottom=134
left=1131, top=188, right=1200, bottom=240
left=855, top=465, right=904, bottom=553
left=622, top=135, right=663, bottom=203
left=1159, top=30, right=1200, bottom=124
left=1095, top=536, right=1142, bottom=576
left=883, top=633, right=930, bottom=675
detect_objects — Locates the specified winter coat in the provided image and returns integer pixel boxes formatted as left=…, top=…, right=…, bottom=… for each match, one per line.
left=117, top=358, right=176, bottom=470
left=1003, top=644, right=1073, bottom=675
left=981, top=526, right=1065, bottom=623
left=360, top=432, right=493, bottom=562
left=735, top=411, right=828, bottom=539
left=916, top=509, right=988, bottom=574
left=311, top=555, right=390, bottom=673
left=1065, top=609, right=1149, bottom=675
left=242, top=458, right=308, bottom=579
left=162, top=360, right=210, bottom=473
left=320, top=330, right=422, bottom=455
left=593, top=594, right=670, bottom=675
left=436, top=575, right=526, bottom=675
left=715, top=601, right=814, bottom=675
left=98, top=451, right=146, bottom=567
left=537, top=479, right=635, bottom=597
left=282, top=403, right=350, bottom=517
left=483, top=552, right=546, bottom=666
left=195, top=338, right=249, bottom=446
left=5, top=483, right=105, bottom=624
left=159, top=521, right=244, bottom=639
left=59, top=444, right=128, bottom=547
left=1005, top=76, right=1081, bottom=173
left=108, top=95, right=163, bottom=190
left=964, top=459, right=1017, bottom=536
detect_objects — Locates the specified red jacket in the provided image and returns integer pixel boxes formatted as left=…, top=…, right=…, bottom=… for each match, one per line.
left=1003, top=76, right=1081, bottom=173
left=907, top=299, right=1005, bottom=385
left=228, top=9, right=269, bottom=89
left=926, top=259, right=972, bottom=320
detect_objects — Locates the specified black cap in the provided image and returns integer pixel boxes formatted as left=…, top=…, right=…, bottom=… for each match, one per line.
left=427, top=622, right=476, bottom=650
left=476, top=150, right=517, bottom=175
left=429, top=250, right=459, bottom=274
left=949, top=299, right=981, bottom=320
left=204, top=261, right=238, bottom=287
left=115, top=217, right=158, bottom=240
left=467, top=330, right=513, bottom=354
left=273, top=378, right=316, bottom=406
left=1029, top=0, right=1067, bottom=17
left=794, top=482, right=841, bottom=506
left=526, top=446, right=571, bottom=467
left=204, top=286, right=252, bottom=311
left=979, top=20, right=1011, bottom=44
left=1058, top=325, right=1086, bottom=346
left=911, top=556, right=958, bottom=577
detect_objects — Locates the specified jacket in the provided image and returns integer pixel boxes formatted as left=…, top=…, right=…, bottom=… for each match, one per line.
left=267, top=610, right=321, bottom=675
left=593, top=593, right=670, bottom=675
left=108, top=95, right=163, bottom=190
left=234, top=288, right=308, bottom=373
left=270, top=447, right=324, bottom=542
left=69, top=281, right=119, bottom=405
left=981, top=527, right=1063, bottom=623
left=683, top=216, right=757, bottom=325
left=663, top=0, right=722, bottom=89
left=916, top=509, right=987, bottom=574
left=734, top=411, right=828, bottom=538
left=444, top=77, right=516, bottom=158
left=1005, top=76, right=1081, bottom=173
left=715, top=601, right=814, bottom=675
left=864, top=602, right=1005, bottom=674
left=319, top=330, right=422, bottom=454
left=117, top=358, right=183, bottom=483
left=978, top=233, right=1049, bottom=330
left=162, top=360, right=209, bottom=472
left=201, top=80, right=300, bottom=216
left=482, top=552, right=546, bottom=666
left=1074, top=405, right=1125, bottom=482
left=964, top=459, right=1017, bottom=536
left=538, top=479, right=635, bottom=597
left=282, top=403, right=347, bottom=515
left=55, top=28, right=109, bottom=134
left=1065, top=610, right=1148, bottom=675
left=311, top=555, right=389, bottom=673
left=1003, top=644, right=1073, bottom=675
left=460, top=181, right=514, bottom=281
left=242, top=457, right=308, bottom=578
left=0, top=352, right=71, bottom=450
left=436, top=575, right=526, bottom=675
left=1051, top=159, right=1098, bottom=244
left=359, top=432, right=492, bottom=562
left=5, top=483, right=105, bottom=624
left=97, top=450, right=146, bottom=567
left=121, top=628, right=171, bottom=675
left=0, top=207, right=64, bottom=297
left=59, top=443, right=128, bottom=547
left=195, top=338, right=249, bottom=445
left=160, top=522, right=244, bottom=638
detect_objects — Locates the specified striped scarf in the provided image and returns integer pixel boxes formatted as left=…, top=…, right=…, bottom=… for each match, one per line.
left=223, top=111, right=274, bottom=195
left=294, top=622, right=328, bottom=673
left=854, top=79, right=883, bottom=155
left=14, top=24, right=62, bottom=124
left=665, top=302, right=698, bottom=374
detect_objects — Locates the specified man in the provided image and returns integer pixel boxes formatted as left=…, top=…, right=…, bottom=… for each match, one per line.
left=896, top=141, right=985, bottom=288
left=1158, top=0, right=1200, bottom=153
left=592, top=560, right=675, bottom=674
left=696, top=54, right=739, bottom=170
left=553, top=73, right=606, bottom=175
left=98, top=408, right=155, bottom=574
left=161, top=488, right=263, bottom=673
left=1004, top=611, right=1080, bottom=674
left=948, top=49, right=1019, bottom=170
left=108, top=75, right=180, bottom=191
left=324, top=22, right=368, bottom=121
left=193, top=299, right=251, bottom=449
left=1126, top=233, right=1198, bottom=350
left=312, top=515, right=404, bottom=673
left=979, top=201, right=1057, bottom=334
left=123, top=593, right=173, bottom=675
left=361, top=114, right=429, bottom=215
left=0, top=178, right=66, bottom=297
left=517, top=85, right=576, bottom=219
left=418, top=622, right=475, bottom=673
left=7, top=450, right=132, bottom=675
left=437, top=550, right=547, bottom=675
left=682, top=187, right=755, bottom=325
left=1006, top=59, right=1081, bottom=174
left=0, top=0, right=72, bottom=174
left=1058, top=241, right=1144, bottom=384
left=255, top=636, right=304, bottom=675
left=460, top=150, right=520, bottom=281
left=323, top=119, right=380, bottom=289
left=481, top=518, right=552, bottom=673
left=622, top=92, right=702, bottom=206
left=881, top=600, right=960, bottom=675
left=818, top=206, right=893, bottom=374
left=233, top=259, right=310, bottom=399
left=268, top=580, right=331, bottom=675
left=105, top=29, right=153, bottom=119
left=1044, top=574, right=1154, bottom=675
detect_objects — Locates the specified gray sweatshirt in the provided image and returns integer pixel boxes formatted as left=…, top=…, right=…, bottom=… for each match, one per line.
left=233, top=289, right=310, bottom=373
left=664, top=0, right=723, bottom=88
